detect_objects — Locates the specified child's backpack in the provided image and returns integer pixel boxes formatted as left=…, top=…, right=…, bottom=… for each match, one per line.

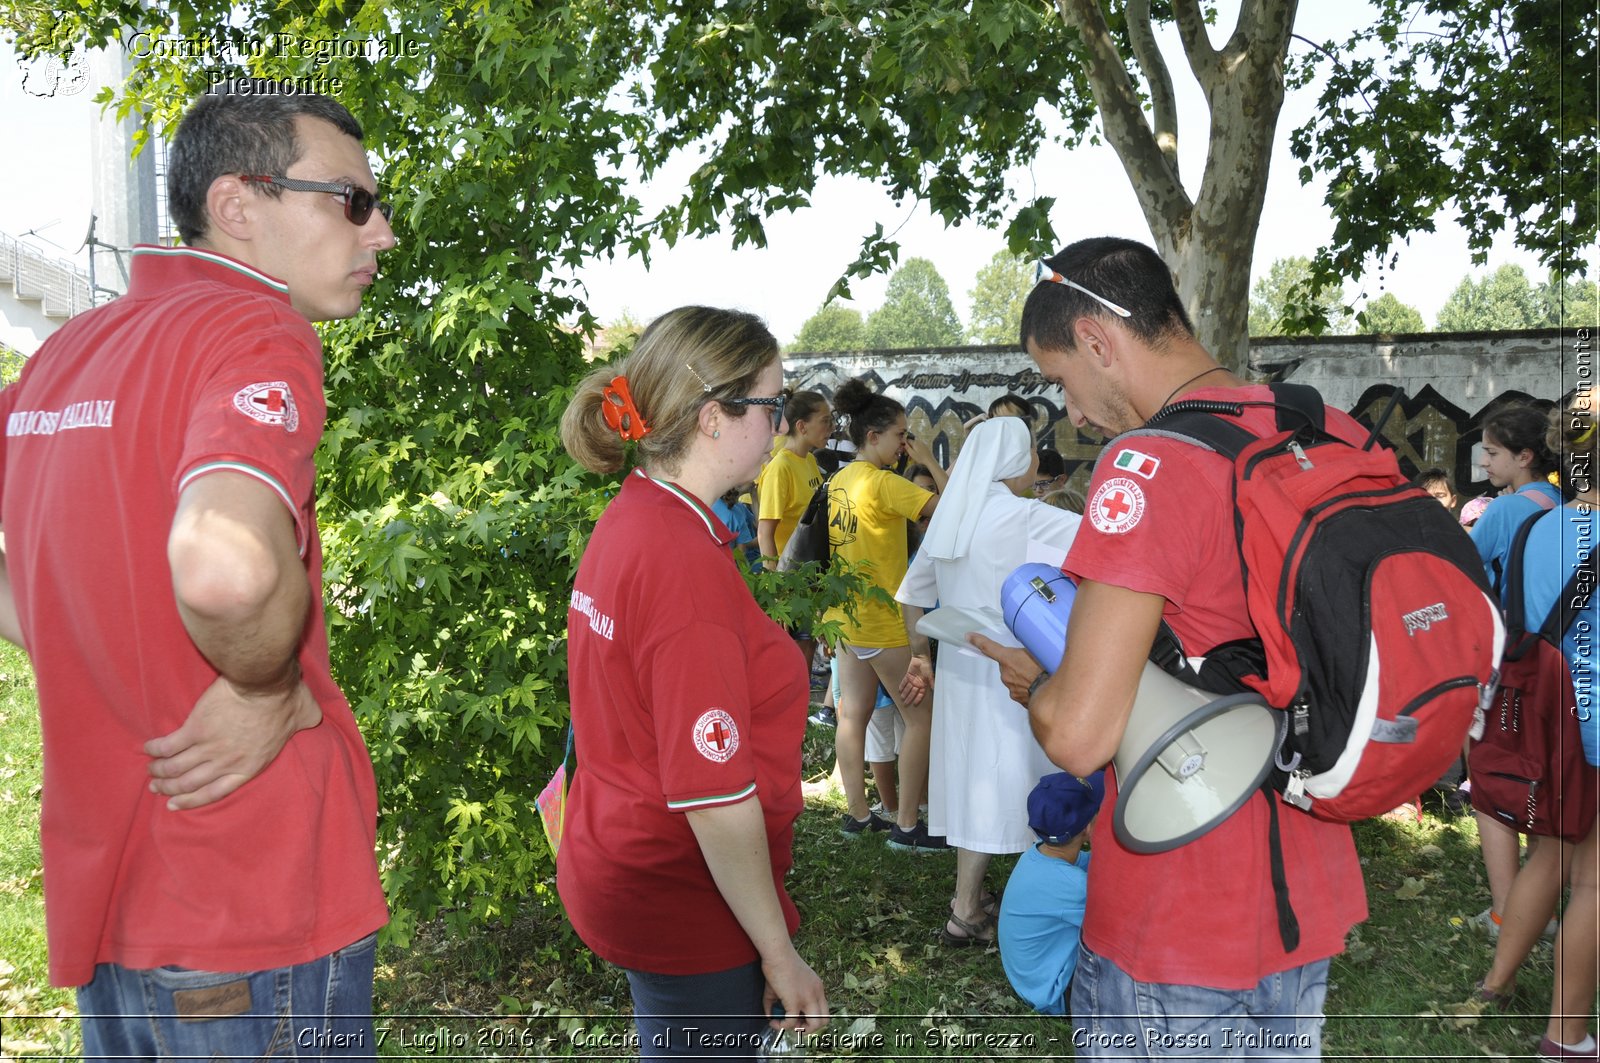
left=1468, top=510, right=1598, bottom=842
left=1139, top=383, right=1506, bottom=822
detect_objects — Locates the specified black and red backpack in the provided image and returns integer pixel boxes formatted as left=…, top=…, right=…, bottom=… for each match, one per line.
left=1138, top=383, right=1506, bottom=822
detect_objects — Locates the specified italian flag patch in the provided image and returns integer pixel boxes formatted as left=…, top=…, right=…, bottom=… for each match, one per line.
left=1113, top=448, right=1161, bottom=479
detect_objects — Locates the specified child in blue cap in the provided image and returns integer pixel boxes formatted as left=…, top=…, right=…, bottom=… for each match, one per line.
left=997, top=770, right=1105, bottom=1015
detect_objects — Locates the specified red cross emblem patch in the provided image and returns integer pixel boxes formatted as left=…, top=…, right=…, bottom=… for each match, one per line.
left=231, top=380, right=301, bottom=433
left=1089, top=476, right=1146, bottom=535
left=692, top=708, right=740, bottom=763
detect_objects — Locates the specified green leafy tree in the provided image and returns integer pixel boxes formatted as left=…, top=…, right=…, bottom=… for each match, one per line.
left=635, top=0, right=1297, bottom=370
left=0, top=343, right=26, bottom=386
left=966, top=252, right=1032, bottom=345
left=863, top=257, right=962, bottom=349
left=591, top=311, right=644, bottom=361
left=1295, top=1, right=1595, bottom=312
left=1538, top=274, right=1600, bottom=329
left=1357, top=292, right=1426, bottom=334
left=1435, top=265, right=1546, bottom=331
left=1248, top=256, right=1352, bottom=336
left=792, top=303, right=866, bottom=352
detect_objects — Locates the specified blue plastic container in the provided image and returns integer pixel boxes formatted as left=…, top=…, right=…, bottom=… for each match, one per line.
left=1001, top=563, right=1078, bottom=673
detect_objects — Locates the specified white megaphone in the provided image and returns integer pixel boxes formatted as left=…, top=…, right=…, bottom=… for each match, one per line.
left=999, top=564, right=1283, bottom=854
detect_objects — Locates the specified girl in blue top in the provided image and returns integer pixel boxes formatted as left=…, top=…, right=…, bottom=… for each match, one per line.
left=1471, top=404, right=1563, bottom=591
left=1521, top=392, right=1598, bottom=1062
left=1468, top=403, right=1566, bottom=975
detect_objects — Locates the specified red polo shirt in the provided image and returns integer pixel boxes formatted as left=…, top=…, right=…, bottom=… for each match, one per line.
left=559, top=470, right=808, bottom=974
left=0, top=245, right=385, bottom=987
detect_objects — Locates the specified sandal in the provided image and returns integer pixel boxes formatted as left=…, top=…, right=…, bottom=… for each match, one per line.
left=949, top=892, right=1001, bottom=919
left=939, top=911, right=995, bottom=947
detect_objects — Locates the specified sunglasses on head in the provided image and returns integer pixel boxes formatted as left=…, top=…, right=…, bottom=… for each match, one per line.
left=239, top=174, right=393, bottom=226
left=1033, top=260, right=1131, bottom=318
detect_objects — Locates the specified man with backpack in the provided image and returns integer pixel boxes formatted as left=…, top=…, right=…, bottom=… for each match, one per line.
left=971, top=238, right=1372, bottom=1057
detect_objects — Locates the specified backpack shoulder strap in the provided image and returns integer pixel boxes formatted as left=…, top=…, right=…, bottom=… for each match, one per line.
left=1520, top=484, right=1559, bottom=511
left=1136, top=400, right=1258, bottom=462
left=1267, top=381, right=1325, bottom=435
left=1533, top=523, right=1597, bottom=644
left=1499, top=510, right=1544, bottom=631
left=1140, top=383, right=1332, bottom=461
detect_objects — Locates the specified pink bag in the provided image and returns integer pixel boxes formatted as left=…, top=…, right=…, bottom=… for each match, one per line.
left=535, top=729, right=573, bottom=857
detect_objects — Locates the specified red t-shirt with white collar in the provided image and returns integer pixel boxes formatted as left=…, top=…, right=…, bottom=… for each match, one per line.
left=0, top=245, right=385, bottom=987
left=1064, top=384, right=1368, bottom=989
left=559, top=470, right=807, bottom=974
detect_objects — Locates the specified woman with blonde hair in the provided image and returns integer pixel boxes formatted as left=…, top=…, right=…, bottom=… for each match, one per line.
left=558, top=306, right=828, bottom=1057
left=825, top=376, right=947, bottom=850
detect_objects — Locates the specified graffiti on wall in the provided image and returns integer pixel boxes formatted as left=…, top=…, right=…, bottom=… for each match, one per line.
left=786, top=356, right=1545, bottom=505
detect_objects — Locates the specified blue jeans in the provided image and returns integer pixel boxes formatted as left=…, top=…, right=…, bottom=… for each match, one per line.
left=1070, top=945, right=1328, bottom=1060
left=625, top=960, right=766, bottom=1060
left=76, top=932, right=377, bottom=1061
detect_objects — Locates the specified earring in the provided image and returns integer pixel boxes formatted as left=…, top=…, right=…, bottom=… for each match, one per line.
left=713, top=430, right=720, bottom=439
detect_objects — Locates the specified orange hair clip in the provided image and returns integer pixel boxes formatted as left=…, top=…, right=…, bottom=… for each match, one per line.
left=600, top=375, right=651, bottom=442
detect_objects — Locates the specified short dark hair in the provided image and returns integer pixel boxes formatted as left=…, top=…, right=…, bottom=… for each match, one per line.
left=1019, top=237, right=1194, bottom=354
left=1036, top=448, right=1066, bottom=478
left=1413, top=467, right=1454, bottom=492
left=168, top=80, right=365, bottom=245
left=988, top=393, right=1032, bottom=418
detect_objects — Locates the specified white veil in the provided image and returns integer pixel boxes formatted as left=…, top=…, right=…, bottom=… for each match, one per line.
left=920, top=416, right=1033, bottom=561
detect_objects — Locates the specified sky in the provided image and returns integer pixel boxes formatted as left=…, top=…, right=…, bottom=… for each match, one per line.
left=0, top=7, right=1573, bottom=346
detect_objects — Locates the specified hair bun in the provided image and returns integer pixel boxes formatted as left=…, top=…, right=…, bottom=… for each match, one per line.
left=832, top=377, right=875, bottom=418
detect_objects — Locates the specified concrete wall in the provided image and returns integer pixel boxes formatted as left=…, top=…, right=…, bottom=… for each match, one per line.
left=0, top=290, right=63, bottom=355
left=785, top=327, right=1594, bottom=501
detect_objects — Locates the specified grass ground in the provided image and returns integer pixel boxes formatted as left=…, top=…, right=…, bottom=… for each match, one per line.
left=0, top=652, right=1592, bottom=1060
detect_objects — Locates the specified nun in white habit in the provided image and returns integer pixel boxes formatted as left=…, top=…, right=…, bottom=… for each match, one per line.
left=896, top=416, right=1080, bottom=945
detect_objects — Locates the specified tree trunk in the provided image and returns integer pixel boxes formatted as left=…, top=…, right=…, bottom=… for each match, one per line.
left=1057, top=0, right=1298, bottom=375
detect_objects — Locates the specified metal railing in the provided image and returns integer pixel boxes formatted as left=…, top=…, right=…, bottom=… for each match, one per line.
left=0, top=232, right=94, bottom=319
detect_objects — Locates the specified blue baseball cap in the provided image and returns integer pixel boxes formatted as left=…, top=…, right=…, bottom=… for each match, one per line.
left=1027, top=770, right=1106, bottom=844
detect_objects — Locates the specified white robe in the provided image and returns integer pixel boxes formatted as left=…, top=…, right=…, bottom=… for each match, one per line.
left=897, top=485, right=1081, bottom=852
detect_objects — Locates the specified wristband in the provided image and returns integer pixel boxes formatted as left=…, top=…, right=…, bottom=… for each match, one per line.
left=1026, top=671, right=1048, bottom=700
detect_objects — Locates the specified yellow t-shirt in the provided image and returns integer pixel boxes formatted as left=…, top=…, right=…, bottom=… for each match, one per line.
left=822, top=460, right=934, bottom=647
left=756, top=447, right=822, bottom=556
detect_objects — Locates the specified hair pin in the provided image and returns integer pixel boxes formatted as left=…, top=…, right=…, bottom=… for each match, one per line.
left=684, top=362, right=714, bottom=393
left=600, top=375, right=651, bottom=442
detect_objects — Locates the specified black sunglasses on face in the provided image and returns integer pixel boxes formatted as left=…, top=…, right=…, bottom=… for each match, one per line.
left=725, top=388, right=792, bottom=431
left=239, top=174, right=393, bottom=225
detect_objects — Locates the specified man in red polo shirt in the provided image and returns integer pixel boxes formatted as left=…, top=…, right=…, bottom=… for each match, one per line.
left=0, top=81, right=395, bottom=1059
left=974, top=238, right=1367, bottom=1060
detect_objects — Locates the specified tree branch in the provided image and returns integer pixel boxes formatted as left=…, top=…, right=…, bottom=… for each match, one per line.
left=1171, top=0, right=1220, bottom=91
left=1054, top=0, right=1189, bottom=233
left=1126, top=0, right=1179, bottom=171
left=1230, top=0, right=1300, bottom=69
